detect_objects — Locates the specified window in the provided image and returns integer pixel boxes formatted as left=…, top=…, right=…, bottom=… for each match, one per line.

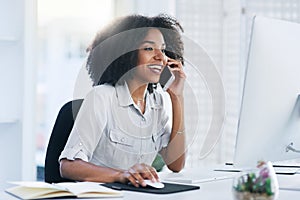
left=36, top=0, right=114, bottom=180
left=176, top=0, right=241, bottom=166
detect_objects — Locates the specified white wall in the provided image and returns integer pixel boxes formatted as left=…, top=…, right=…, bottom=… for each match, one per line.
left=0, top=0, right=36, bottom=189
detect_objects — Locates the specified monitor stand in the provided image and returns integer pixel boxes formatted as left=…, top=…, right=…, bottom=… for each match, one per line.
left=285, top=94, right=300, bottom=155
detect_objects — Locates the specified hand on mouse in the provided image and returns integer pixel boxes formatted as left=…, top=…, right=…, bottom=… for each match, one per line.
left=118, top=163, right=159, bottom=187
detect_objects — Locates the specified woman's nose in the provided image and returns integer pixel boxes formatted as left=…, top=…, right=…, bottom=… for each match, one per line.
left=154, top=49, right=167, bottom=64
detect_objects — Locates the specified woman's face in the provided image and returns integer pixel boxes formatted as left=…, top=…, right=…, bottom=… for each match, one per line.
left=134, top=28, right=168, bottom=84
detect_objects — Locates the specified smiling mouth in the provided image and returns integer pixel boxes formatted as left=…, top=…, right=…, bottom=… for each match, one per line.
left=148, top=64, right=163, bottom=74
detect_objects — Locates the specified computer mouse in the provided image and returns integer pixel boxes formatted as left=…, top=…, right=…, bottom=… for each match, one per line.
left=143, top=180, right=165, bottom=189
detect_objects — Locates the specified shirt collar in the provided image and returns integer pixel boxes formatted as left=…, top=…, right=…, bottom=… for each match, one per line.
left=115, top=82, right=162, bottom=109
left=115, top=82, right=134, bottom=107
left=149, top=87, right=163, bottom=109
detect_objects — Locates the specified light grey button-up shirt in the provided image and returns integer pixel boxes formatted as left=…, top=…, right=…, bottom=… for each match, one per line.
left=59, top=83, right=172, bottom=170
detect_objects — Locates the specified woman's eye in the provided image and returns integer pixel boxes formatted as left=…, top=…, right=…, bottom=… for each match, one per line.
left=144, top=47, right=154, bottom=51
left=161, top=49, right=166, bottom=54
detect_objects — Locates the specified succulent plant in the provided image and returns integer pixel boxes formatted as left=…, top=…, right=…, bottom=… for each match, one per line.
left=233, top=161, right=279, bottom=200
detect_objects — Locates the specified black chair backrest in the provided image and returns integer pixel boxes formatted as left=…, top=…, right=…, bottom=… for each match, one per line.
left=44, top=99, right=83, bottom=183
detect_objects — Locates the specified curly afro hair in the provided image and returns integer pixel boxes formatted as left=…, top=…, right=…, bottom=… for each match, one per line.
left=86, top=14, right=184, bottom=93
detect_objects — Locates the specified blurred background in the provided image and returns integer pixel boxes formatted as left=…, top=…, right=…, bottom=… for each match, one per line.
left=1, top=0, right=300, bottom=186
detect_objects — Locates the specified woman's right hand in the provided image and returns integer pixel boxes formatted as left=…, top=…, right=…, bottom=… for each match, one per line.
left=166, top=57, right=186, bottom=97
left=118, top=163, right=159, bottom=187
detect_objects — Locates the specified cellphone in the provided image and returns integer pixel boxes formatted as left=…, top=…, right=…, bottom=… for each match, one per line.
left=159, top=66, right=175, bottom=91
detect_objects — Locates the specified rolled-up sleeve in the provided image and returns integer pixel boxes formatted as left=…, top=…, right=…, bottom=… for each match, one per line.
left=59, top=87, right=107, bottom=162
left=59, top=130, right=89, bottom=161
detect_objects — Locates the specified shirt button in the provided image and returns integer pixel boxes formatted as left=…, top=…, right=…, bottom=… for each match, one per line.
left=142, top=117, right=146, bottom=121
left=121, top=137, right=125, bottom=142
left=79, top=143, right=82, bottom=146
left=140, top=154, right=144, bottom=159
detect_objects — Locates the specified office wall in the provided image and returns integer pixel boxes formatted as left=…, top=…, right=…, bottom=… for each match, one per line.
left=0, top=0, right=36, bottom=189
left=114, top=0, right=175, bottom=16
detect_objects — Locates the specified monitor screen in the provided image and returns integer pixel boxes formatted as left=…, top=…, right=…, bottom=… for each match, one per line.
left=234, top=16, right=300, bottom=168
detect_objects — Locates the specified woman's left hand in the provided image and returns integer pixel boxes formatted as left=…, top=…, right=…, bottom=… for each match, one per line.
left=166, top=58, right=186, bottom=96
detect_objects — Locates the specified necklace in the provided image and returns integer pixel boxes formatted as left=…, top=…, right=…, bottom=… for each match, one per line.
left=136, top=99, right=144, bottom=108
left=132, top=96, right=146, bottom=113
left=132, top=91, right=147, bottom=113
left=132, top=95, right=145, bottom=103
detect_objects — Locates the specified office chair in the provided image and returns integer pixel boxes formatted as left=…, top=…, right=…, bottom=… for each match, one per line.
left=44, top=98, right=165, bottom=183
left=44, top=99, right=83, bottom=183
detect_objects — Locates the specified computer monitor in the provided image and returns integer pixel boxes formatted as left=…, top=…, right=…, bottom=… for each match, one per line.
left=234, top=16, right=300, bottom=168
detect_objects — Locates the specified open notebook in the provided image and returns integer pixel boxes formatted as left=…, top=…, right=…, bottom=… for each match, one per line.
left=5, top=181, right=122, bottom=199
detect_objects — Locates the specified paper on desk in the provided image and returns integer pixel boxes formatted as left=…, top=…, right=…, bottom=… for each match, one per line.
left=214, top=165, right=299, bottom=175
left=160, top=169, right=236, bottom=184
left=278, top=174, right=300, bottom=190
left=273, top=167, right=299, bottom=175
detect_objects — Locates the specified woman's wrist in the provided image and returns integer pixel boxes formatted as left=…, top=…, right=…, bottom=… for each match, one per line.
left=114, top=169, right=126, bottom=183
left=167, top=89, right=184, bottom=101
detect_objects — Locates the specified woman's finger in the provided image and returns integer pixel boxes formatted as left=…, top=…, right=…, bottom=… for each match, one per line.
left=148, top=166, right=159, bottom=181
left=128, top=166, right=146, bottom=187
left=140, top=168, right=154, bottom=181
left=167, top=58, right=183, bottom=69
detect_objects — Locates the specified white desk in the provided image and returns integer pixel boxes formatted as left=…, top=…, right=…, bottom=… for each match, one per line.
left=2, top=169, right=300, bottom=199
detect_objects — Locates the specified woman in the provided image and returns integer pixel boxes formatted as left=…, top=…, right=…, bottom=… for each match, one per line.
left=59, top=14, right=186, bottom=187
